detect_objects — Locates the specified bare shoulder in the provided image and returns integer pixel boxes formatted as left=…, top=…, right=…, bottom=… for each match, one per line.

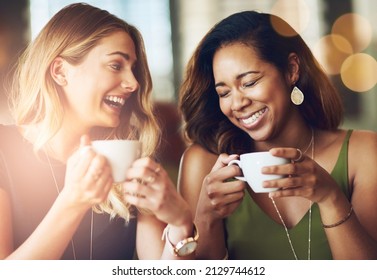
left=349, top=130, right=377, bottom=168
left=348, top=129, right=377, bottom=166
left=348, top=129, right=377, bottom=190
left=319, top=128, right=377, bottom=153
left=345, top=129, right=377, bottom=167
left=181, top=144, right=218, bottom=167
left=178, top=144, right=218, bottom=207
left=349, top=129, right=377, bottom=150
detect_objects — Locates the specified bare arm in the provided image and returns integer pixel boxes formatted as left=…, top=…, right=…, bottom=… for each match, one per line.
left=177, top=144, right=246, bottom=259
left=1, top=136, right=115, bottom=259
left=0, top=189, right=13, bottom=258
left=321, top=130, right=377, bottom=259
left=135, top=212, right=165, bottom=259
left=5, top=193, right=88, bottom=259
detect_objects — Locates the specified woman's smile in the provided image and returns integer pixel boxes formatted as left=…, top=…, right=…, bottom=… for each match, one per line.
left=238, top=107, right=267, bottom=127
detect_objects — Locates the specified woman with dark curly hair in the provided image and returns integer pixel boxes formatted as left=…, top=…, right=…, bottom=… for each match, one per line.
left=178, top=10, right=377, bottom=259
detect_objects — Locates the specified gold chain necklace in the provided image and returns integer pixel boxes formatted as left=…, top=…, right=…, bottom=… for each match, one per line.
left=45, top=153, right=94, bottom=260
left=271, top=128, right=314, bottom=260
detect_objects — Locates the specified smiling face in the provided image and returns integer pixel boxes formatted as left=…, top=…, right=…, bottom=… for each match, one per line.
left=213, top=43, right=295, bottom=142
left=59, top=30, right=139, bottom=131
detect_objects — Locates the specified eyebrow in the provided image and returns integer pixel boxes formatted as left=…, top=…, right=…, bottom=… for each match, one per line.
left=107, top=51, right=134, bottom=62
left=214, top=70, right=259, bottom=88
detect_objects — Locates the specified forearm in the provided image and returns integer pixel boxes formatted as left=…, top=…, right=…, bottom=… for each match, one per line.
left=194, top=210, right=227, bottom=259
left=325, top=217, right=377, bottom=259
left=6, top=195, right=88, bottom=260
left=319, top=194, right=377, bottom=259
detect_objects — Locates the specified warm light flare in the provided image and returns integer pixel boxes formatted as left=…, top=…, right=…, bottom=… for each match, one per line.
left=332, top=13, right=372, bottom=53
left=340, top=53, right=377, bottom=92
left=270, top=0, right=310, bottom=36
left=313, top=34, right=352, bottom=75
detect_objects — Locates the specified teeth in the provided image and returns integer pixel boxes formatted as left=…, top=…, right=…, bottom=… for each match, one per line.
left=241, top=108, right=266, bottom=124
left=104, top=96, right=126, bottom=107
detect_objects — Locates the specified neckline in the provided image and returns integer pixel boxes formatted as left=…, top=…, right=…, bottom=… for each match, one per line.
left=248, top=191, right=312, bottom=230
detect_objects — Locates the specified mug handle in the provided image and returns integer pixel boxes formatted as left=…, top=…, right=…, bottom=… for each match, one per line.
left=227, top=159, right=246, bottom=181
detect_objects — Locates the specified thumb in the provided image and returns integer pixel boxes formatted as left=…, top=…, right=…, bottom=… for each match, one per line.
left=211, top=153, right=239, bottom=172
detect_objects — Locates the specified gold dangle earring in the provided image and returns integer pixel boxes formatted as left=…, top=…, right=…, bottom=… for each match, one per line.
left=290, top=85, right=304, bottom=105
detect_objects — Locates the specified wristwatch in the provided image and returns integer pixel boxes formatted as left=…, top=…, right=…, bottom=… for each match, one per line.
left=162, top=223, right=199, bottom=257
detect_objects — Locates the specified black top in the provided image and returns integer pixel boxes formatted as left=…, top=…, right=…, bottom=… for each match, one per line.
left=0, top=124, right=136, bottom=259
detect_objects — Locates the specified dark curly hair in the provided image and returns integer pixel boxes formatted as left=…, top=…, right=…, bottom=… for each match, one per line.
left=179, top=11, right=343, bottom=155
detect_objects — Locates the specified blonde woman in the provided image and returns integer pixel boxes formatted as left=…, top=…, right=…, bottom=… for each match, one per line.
left=0, top=3, right=195, bottom=260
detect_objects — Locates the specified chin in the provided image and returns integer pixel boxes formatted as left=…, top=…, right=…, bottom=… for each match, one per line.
left=245, top=129, right=270, bottom=142
left=99, top=118, right=120, bottom=129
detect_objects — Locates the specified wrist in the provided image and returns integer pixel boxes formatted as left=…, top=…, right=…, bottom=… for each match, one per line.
left=317, top=186, right=347, bottom=209
left=164, top=221, right=194, bottom=245
left=317, top=189, right=353, bottom=227
left=162, top=223, right=199, bottom=257
left=55, top=189, right=92, bottom=214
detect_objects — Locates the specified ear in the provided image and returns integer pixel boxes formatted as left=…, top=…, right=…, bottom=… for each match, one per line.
left=50, top=57, right=67, bottom=86
left=287, top=53, right=300, bottom=85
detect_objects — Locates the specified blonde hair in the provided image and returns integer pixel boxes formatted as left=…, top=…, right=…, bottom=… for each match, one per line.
left=9, top=3, right=159, bottom=222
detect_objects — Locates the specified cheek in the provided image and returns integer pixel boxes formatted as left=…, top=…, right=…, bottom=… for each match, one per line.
left=219, top=99, right=232, bottom=117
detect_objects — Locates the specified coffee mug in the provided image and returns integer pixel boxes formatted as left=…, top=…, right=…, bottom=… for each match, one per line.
left=92, top=139, right=141, bottom=183
left=228, top=152, right=289, bottom=193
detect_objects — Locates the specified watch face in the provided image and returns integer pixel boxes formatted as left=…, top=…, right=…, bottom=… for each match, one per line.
left=177, top=241, right=198, bottom=256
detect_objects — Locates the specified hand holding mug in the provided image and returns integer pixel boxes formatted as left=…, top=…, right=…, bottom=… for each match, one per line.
left=61, top=135, right=114, bottom=208
left=122, top=157, right=192, bottom=226
left=198, top=154, right=246, bottom=219
left=228, top=151, right=289, bottom=193
left=91, top=139, right=141, bottom=183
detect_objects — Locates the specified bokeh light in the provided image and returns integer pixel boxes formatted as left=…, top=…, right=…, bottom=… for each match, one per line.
left=270, top=0, right=310, bottom=36
left=340, top=53, right=377, bottom=92
left=332, top=13, right=372, bottom=53
left=313, top=34, right=353, bottom=75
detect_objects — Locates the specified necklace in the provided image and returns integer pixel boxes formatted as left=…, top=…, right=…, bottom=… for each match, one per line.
left=301, top=128, right=314, bottom=155
left=271, top=128, right=314, bottom=260
left=45, top=153, right=94, bottom=260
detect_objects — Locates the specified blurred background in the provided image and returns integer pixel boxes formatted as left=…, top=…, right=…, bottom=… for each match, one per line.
left=0, top=0, right=376, bottom=181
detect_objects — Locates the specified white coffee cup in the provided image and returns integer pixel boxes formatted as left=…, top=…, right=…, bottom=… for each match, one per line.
left=91, top=139, right=141, bottom=183
left=228, top=151, right=289, bottom=193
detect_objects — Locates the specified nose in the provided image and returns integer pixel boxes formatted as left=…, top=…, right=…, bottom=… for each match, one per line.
left=230, top=89, right=250, bottom=111
left=121, top=72, right=139, bottom=93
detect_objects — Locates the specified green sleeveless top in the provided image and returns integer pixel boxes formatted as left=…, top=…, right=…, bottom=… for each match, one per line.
left=225, top=130, right=353, bottom=259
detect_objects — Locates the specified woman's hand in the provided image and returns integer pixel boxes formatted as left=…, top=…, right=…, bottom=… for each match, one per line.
left=263, top=147, right=341, bottom=204
left=122, top=157, right=192, bottom=226
left=196, top=154, right=246, bottom=220
left=60, top=135, right=114, bottom=210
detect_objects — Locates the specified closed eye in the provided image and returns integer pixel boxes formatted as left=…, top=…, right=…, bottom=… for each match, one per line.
left=110, top=63, right=122, bottom=71
left=217, top=90, right=230, bottom=98
left=242, top=81, right=256, bottom=89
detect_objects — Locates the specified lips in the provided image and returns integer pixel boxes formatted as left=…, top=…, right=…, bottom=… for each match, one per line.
left=103, top=95, right=126, bottom=109
left=239, top=107, right=267, bottom=125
